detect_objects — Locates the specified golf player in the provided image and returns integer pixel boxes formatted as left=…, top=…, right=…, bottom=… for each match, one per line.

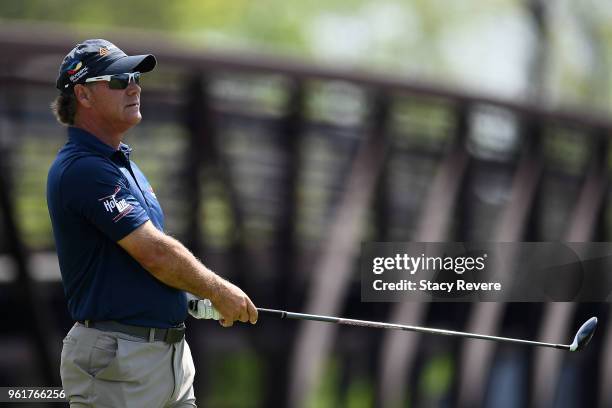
left=47, top=39, right=257, bottom=407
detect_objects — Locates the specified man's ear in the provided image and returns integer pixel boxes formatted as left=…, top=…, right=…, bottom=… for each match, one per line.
left=74, top=84, right=94, bottom=108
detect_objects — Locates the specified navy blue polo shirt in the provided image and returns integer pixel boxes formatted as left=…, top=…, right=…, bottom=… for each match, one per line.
left=47, top=127, right=187, bottom=328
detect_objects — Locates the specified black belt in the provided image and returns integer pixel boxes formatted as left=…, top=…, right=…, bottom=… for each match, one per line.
left=79, top=320, right=185, bottom=344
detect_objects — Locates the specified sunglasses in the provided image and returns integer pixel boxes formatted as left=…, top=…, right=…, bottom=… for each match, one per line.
left=85, top=72, right=141, bottom=89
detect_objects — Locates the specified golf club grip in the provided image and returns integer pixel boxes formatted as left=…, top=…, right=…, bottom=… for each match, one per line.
left=258, top=309, right=342, bottom=324
left=188, top=300, right=286, bottom=320
left=257, top=308, right=287, bottom=319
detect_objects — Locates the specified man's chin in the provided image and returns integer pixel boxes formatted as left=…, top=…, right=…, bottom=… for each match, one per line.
left=125, top=113, right=142, bottom=127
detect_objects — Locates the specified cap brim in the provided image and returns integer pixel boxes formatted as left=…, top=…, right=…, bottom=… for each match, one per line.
left=102, top=54, right=157, bottom=75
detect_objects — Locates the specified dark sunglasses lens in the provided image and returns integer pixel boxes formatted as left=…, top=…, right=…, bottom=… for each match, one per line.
left=108, top=73, right=140, bottom=89
left=108, top=75, right=128, bottom=89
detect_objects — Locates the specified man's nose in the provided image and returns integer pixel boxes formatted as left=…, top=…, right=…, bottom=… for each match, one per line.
left=126, top=82, right=141, bottom=95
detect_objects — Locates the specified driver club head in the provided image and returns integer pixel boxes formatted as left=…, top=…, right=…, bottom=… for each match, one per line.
left=569, top=317, right=598, bottom=352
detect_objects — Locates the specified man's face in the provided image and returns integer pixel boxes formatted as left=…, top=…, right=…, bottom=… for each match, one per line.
left=76, top=77, right=142, bottom=131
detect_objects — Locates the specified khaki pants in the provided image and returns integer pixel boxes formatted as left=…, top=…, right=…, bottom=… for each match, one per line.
left=60, top=322, right=196, bottom=407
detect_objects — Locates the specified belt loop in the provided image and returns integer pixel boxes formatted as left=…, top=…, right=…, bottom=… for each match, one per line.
left=85, top=320, right=90, bottom=328
left=148, top=328, right=155, bottom=342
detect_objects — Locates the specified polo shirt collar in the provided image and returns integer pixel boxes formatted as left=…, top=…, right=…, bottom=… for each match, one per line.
left=68, top=127, right=132, bottom=159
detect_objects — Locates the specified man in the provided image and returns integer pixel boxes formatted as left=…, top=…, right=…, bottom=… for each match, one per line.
left=47, top=39, right=257, bottom=407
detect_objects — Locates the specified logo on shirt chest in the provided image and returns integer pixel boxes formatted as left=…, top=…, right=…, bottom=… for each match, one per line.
left=98, top=186, right=134, bottom=222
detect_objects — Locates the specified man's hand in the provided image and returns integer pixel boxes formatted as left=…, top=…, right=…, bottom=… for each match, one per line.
left=210, top=280, right=258, bottom=327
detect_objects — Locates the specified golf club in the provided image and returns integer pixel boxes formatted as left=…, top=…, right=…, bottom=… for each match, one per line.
left=188, top=299, right=598, bottom=352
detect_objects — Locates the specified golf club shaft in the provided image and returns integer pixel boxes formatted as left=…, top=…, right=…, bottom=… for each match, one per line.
left=257, top=308, right=570, bottom=350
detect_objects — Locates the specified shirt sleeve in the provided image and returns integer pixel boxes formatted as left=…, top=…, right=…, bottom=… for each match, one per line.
left=61, top=156, right=150, bottom=241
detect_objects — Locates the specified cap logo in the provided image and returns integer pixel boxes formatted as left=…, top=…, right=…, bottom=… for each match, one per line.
left=99, top=47, right=110, bottom=56
left=66, top=61, right=83, bottom=75
left=69, top=66, right=89, bottom=83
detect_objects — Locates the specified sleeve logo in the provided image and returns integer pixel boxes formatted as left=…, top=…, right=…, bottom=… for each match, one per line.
left=148, top=185, right=157, bottom=199
left=98, top=186, right=134, bottom=222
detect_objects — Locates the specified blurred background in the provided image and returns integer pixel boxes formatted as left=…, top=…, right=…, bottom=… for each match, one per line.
left=1, top=0, right=612, bottom=407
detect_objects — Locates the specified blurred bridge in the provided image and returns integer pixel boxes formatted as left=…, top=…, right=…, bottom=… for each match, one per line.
left=0, top=22, right=611, bottom=408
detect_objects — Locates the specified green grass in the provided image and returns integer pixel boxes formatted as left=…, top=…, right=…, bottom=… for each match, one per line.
left=204, top=350, right=264, bottom=408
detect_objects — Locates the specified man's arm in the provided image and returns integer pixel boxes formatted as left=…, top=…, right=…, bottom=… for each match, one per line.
left=117, top=220, right=257, bottom=327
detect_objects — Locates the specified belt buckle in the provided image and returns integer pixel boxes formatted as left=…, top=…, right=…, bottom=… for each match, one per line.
left=164, top=325, right=185, bottom=344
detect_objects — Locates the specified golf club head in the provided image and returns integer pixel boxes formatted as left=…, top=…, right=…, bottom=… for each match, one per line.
left=569, top=317, right=598, bottom=352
